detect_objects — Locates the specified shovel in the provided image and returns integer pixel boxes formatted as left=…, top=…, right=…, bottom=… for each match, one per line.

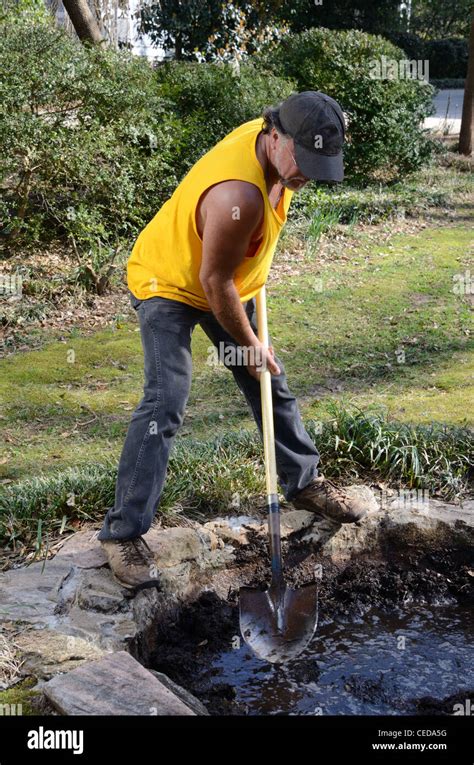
left=239, top=285, right=318, bottom=664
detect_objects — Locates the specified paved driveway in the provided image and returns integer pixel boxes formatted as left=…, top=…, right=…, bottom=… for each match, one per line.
left=424, top=88, right=464, bottom=134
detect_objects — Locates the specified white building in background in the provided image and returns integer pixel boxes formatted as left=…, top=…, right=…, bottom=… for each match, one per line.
left=46, top=0, right=166, bottom=61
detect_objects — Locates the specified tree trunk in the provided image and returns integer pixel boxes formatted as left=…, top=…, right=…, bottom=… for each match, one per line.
left=175, top=30, right=182, bottom=60
left=62, top=0, right=104, bottom=44
left=459, top=9, right=474, bottom=155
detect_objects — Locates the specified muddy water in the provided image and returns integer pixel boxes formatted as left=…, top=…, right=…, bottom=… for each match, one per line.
left=200, top=605, right=474, bottom=715
left=150, top=543, right=474, bottom=715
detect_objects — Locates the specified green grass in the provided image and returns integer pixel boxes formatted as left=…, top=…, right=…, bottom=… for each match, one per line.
left=1, top=221, right=472, bottom=481
left=1, top=407, right=471, bottom=552
left=271, top=224, right=473, bottom=410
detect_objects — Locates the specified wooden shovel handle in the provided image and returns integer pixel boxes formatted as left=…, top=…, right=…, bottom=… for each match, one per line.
left=255, top=286, right=278, bottom=501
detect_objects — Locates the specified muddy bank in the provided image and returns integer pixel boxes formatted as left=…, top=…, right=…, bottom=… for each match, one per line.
left=232, top=531, right=474, bottom=610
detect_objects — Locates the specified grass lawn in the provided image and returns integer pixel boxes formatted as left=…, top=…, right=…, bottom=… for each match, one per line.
left=1, top=210, right=472, bottom=483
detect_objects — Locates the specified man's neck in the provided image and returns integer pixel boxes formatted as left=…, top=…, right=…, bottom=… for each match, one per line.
left=256, top=131, right=280, bottom=191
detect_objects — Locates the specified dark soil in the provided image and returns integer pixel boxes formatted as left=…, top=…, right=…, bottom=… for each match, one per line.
left=150, top=590, right=241, bottom=715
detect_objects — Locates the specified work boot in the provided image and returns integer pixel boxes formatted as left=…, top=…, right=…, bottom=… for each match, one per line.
left=291, top=475, right=368, bottom=524
left=100, top=535, right=162, bottom=589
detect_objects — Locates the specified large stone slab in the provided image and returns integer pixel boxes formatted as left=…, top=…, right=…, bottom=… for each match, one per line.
left=147, top=669, right=209, bottom=716
left=55, top=524, right=232, bottom=577
left=76, top=569, right=131, bottom=613
left=0, top=558, right=76, bottom=626
left=13, top=629, right=105, bottom=680
left=144, top=526, right=227, bottom=568
left=43, top=650, right=196, bottom=715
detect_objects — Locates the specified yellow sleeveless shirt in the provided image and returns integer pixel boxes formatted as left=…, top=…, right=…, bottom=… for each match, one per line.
left=127, top=118, right=294, bottom=310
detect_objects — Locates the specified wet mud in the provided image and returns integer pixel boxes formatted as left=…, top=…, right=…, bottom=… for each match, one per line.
left=149, top=535, right=474, bottom=715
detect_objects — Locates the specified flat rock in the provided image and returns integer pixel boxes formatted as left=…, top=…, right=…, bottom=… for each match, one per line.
left=343, top=484, right=380, bottom=514
left=61, top=604, right=137, bottom=649
left=43, top=650, right=196, bottom=715
left=144, top=527, right=210, bottom=567
left=301, top=493, right=474, bottom=560
left=54, top=529, right=107, bottom=569
left=76, top=569, right=130, bottom=613
left=13, top=628, right=105, bottom=679
left=280, top=509, right=317, bottom=535
left=0, top=557, right=75, bottom=626
left=203, top=519, right=250, bottom=546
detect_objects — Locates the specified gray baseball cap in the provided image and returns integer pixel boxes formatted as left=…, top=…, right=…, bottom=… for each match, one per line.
left=278, top=91, right=346, bottom=182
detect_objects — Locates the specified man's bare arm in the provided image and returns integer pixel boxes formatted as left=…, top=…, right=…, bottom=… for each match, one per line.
left=198, top=181, right=264, bottom=348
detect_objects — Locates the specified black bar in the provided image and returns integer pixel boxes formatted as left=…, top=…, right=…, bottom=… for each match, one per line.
left=0, top=714, right=471, bottom=763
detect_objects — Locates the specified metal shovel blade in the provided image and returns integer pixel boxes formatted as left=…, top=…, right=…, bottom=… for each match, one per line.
left=239, top=581, right=318, bottom=664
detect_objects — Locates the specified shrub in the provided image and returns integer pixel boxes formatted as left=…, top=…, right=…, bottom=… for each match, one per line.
left=425, top=38, right=469, bottom=80
left=154, top=59, right=296, bottom=172
left=0, top=10, right=295, bottom=269
left=257, top=27, right=436, bottom=182
left=0, top=10, right=180, bottom=266
left=383, top=31, right=426, bottom=61
left=385, top=32, right=469, bottom=80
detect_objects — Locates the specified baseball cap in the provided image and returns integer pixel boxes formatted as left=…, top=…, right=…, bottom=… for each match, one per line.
left=278, top=91, right=346, bottom=182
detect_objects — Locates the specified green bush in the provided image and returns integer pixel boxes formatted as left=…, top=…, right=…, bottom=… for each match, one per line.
left=154, top=59, right=296, bottom=172
left=425, top=38, right=469, bottom=80
left=385, top=33, right=469, bottom=80
left=258, top=28, right=435, bottom=182
left=0, top=9, right=295, bottom=270
left=0, top=10, right=180, bottom=266
left=383, top=31, right=426, bottom=61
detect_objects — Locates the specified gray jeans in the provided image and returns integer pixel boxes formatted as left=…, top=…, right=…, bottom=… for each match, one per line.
left=97, top=291, right=320, bottom=541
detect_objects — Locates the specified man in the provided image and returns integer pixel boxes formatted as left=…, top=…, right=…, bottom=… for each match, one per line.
left=98, top=90, right=367, bottom=589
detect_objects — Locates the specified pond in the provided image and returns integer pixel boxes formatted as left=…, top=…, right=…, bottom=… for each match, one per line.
left=200, top=604, right=474, bottom=715
left=148, top=515, right=473, bottom=717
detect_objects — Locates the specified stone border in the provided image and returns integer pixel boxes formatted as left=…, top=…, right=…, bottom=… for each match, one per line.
left=1, top=489, right=472, bottom=714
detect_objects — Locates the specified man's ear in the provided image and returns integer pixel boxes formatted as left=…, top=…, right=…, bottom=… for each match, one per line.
left=270, top=128, right=284, bottom=158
